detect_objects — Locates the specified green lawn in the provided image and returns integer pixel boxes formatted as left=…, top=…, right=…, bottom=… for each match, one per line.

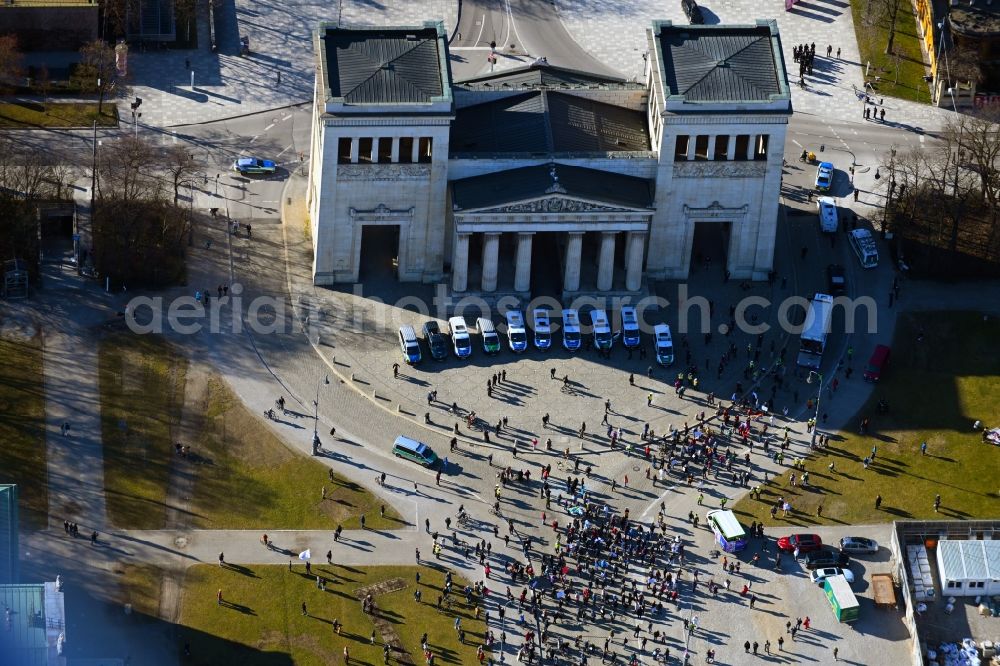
left=850, top=0, right=932, bottom=104
left=99, top=333, right=187, bottom=529
left=734, top=311, right=999, bottom=527
left=0, top=102, right=118, bottom=128
left=0, top=327, right=47, bottom=529
left=190, top=377, right=403, bottom=530
left=178, top=565, right=488, bottom=666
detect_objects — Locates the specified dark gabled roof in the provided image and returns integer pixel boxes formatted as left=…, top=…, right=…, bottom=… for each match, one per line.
left=323, top=27, right=444, bottom=104
left=659, top=26, right=782, bottom=102
left=450, top=91, right=649, bottom=154
left=456, top=63, right=640, bottom=90
left=451, top=163, right=654, bottom=211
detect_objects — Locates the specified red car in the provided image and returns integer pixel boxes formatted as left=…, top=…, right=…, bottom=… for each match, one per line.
left=777, top=534, right=823, bottom=552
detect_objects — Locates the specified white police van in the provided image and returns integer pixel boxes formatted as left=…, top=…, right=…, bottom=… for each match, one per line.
left=448, top=316, right=472, bottom=358
left=532, top=308, right=552, bottom=351
left=591, top=309, right=613, bottom=350
left=505, top=310, right=528, bottom=353
left=653, top=323, right=674, bottom=366
left=621, top=306, right=641, bottom=348
left=562, top=309, right=582, bottom=352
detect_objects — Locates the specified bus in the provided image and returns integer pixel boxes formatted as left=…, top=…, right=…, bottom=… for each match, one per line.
left=706, top=509, right=748, bottom=553
left=796, top=293, right=834, bottom=369
left=823, top=574, right=860, bottom=622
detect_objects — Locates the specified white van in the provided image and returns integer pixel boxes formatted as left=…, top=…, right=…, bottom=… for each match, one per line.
left=620, top=306, right=641, bottom=348
left=848, top=228, right=879, bottom=268
left=653, top=323, right=674, bottom=366
left=817, top=197, right=839, bottom=233
left=398, top=325, right=421, bottom=364
left=505, top=310, right=528, bottom=353
left=477, top=317, right=501, bottom=354
left=532, top=308, right=552, bottom=351
left=591, top=309, right=612, bottom=350
left=562, top=309, right=582, bottom=352
left=448, top=316, right=472, bottom=358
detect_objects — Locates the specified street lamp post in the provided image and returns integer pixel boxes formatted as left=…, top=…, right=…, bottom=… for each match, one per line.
left=806, top=371, right=823, bottom=446
left=312, top=375, right=329, bottom=454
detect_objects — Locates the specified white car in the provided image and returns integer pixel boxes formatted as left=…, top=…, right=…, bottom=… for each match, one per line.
left=811, top=567, right=854, bottom=586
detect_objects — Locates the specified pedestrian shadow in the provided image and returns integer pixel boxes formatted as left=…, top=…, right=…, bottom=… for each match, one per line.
left=222, top=562, right=260, bottom=578
left=219, top=599, right=257, bottom=615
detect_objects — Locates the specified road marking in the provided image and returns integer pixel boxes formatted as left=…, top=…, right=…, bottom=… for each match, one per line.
left=263, top=123, right=276, bottom=132
left=276, top=144, right=292, bottom=157
left=451, top=46, right=493, bottom=51
left=249, top=135, right=259, bottom=144
left=792, top=139, right=802, bottom=148
left=281, top=114, right=292, bottom=122
left=474, top=12, right=486, bottom=47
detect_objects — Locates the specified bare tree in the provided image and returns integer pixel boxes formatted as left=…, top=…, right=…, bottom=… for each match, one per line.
left=0, top=35, right=23, bottom=93
left=163, top=146, right=200, bottom=206
left=947, top=108, right=1000, bottom=206
left=74, top=40, right=116, bottom=113
left=97, top=135, right=160, bottom=202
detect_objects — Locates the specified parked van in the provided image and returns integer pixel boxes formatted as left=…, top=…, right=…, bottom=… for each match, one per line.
left=653, top=324, right=674, bottom=366
left=591, top=309, right=613, bottom=350
left=448, top=316, right=472, bottom=359
left=562, top=309, right=582, bottom=352
left=532, top=308, right=552, bottom=351
left=398, top=325, right=422, bottom=364
left=422, top=321, right=449, bottom=361
left=477, top=318, right=501, bottom=355
left=863, top=344, right=891, bottom=382
left=505, top=310, right=528, bottom=353
left=848, top=228, right=879, bottom=268
left=621, top=306, right=641, bottom=348
left=392, top=435, right=439, bottom=468
left=706, top=509, right=748, bottom=553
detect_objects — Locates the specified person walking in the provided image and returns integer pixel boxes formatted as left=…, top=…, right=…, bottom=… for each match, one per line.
left=934, top=494, right=941, bottom=512
left=875, top=494, right=882, bottom=510
left=218, top=552, right=225, bottom=567
left=301, top=602, right=308, bottom=616
left=217, top=588, right=223, bottom=605
left=833, top=646, right=839, bottom=660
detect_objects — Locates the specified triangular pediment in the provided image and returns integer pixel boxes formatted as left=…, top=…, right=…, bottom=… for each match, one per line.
left=456, top=195, right=642, bottom=215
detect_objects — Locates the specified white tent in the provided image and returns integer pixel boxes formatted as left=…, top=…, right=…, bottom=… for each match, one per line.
left=937, top=540, right=1000, bottom=597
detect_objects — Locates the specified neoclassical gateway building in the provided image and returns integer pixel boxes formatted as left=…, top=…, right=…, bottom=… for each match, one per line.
left=308, top=19, right=791, bottom=298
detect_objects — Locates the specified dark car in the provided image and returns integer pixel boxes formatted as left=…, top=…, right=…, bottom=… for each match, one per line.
left=422, top=321, right=449, bottom=361
left=802, top=547, right=851, bottom=570
left=777, top=534, right=823, bottom=553
left=827, top=264, right=846, bottom=295
left=681, top=0, right=704, bottom=24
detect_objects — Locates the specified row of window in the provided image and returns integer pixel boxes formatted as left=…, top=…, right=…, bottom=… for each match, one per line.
left=337, top=137, right=433, bottom=164
left=946, top=580, right=986, bottom=589
left=674, top=134, right=769, bottom=162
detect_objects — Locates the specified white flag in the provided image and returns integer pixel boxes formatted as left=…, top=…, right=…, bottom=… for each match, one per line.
left=298, top=549, right=311, bottom=561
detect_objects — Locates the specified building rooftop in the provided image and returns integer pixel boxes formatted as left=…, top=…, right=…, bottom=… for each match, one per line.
left=450, top=91, right=649, bottom=155
left=455, top=63, right=642, bottom=90
left=0, top=485, right=18, bottom=585
left=317, top=24, right=450, bottom=106
left=451, top=162, right=654, bottom=211
left=938, top=539, right=1000, bottom=581
left=652, top=20, right=790, bottom=106
left=0, top=583, right=65, bottom=666
left=0, top=0, right=94, bottom=6
left=950, top=0, right=1000, bottom=38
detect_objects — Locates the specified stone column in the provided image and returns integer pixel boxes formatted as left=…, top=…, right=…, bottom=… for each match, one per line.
left=411, top=138, right=420, bottom=164
left=390, top=137, right=400, bottom=163
left=727, top=136, right=737, bottom=161
left=514, top=232, right=533, bottom=293
left=597, top=231, right=616, bottom=291
left=707, top=135, right=717, bottom=160
left=625, top=231, right=646, bottom=292
left=481, top=232, right=500, bottom=292
left=563, top=232, right=584, bottom=292
left=746, top=136, right=755, bottom=161
left=452, top=233, right=470, bottom=292
left=349, top=138, right=359, bottom=163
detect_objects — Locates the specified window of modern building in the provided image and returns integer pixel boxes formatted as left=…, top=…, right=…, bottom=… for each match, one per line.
left=674, top=135, right=690, bottom=161
left=734, top=135, right=750, bottom=161
left=338, top=138, right=352, bottom=164
left=418, top=137, right=433, bottom=163
left=714, top=135, right=729, bottom=161
left=754, top=134, right=769, bottom=161
left=357, top=138, right=374, bottom=164
left=398, top=137, right=414, bottom=163
left=694, top=135, right=709, bottom=161
left=377, top=138, right=393, bottom=164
